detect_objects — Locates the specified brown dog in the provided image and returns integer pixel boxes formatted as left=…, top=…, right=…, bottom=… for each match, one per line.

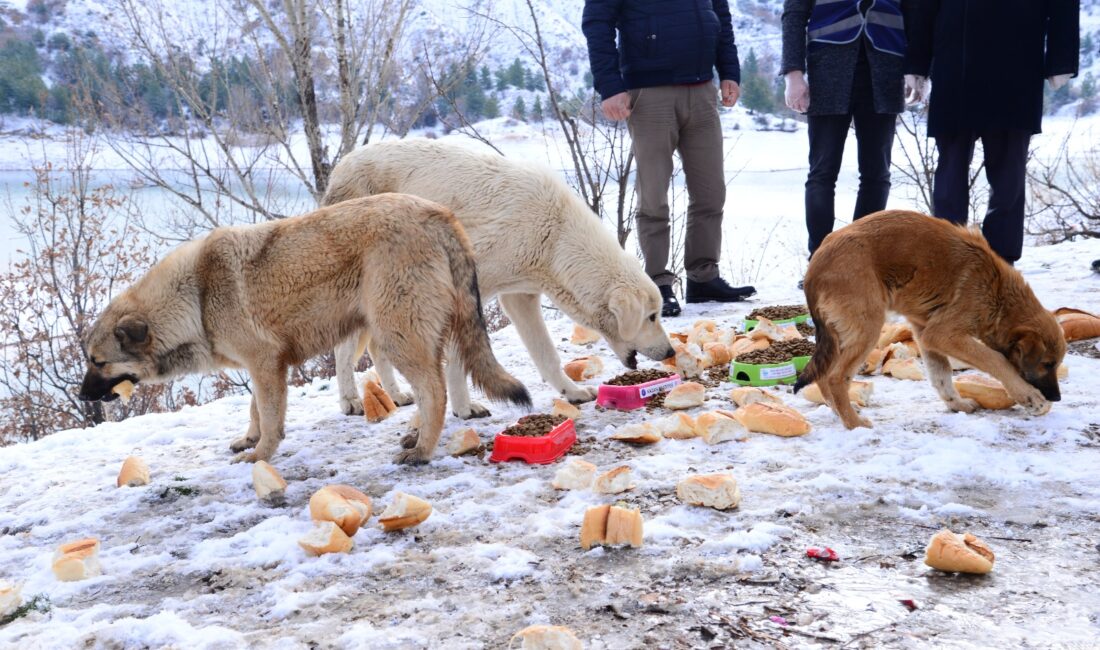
left=795, top=210, right=1065, bottom=429
left=78, top=194, right=530, bottom=464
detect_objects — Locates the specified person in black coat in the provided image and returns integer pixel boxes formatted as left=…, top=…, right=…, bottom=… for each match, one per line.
left=781, top=0, right=919, bottom=264
left=906, top=0, right=1079, bottom=264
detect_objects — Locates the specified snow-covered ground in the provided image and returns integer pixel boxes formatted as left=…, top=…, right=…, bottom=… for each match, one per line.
left=0, top=120, right=1099, bottom=645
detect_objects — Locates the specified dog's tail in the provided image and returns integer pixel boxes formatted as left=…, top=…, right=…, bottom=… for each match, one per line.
left=439, top=216, right=532, bottom=409
left=793, top=304, right=836, bottom=394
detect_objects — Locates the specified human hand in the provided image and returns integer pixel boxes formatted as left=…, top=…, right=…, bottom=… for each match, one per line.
left=601, top=92, right=631, bottom=121
left=720, top=79, right=740, bottom=107
left=1047, top=74, right=1072, bottom=91
left=904, top=74, right=927, bottom=104
left=784, top=71, right=809, bottom=113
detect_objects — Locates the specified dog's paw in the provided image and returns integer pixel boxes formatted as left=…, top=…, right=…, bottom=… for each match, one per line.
left=393, top=448, right=431, bottom=465
left=340, top=395, right=365, bottom=416
left=389, top=390, right=414, bottom=407
left=1016, top=387, right=1052, bottom=416
left=945, top=396, right=980, bottom=413
left=229, top=435, right=259, bottom=453
left=454, top=402, right=491, bottom=419
left=842, top=415, right=873, bottom=429
left=400, top=431, right=420, bottom=449
left=562, top=385, right=598, bottom=404
left=232, top=451, right=259, bottom=464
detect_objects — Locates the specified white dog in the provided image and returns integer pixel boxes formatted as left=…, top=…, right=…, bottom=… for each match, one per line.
left=323, top=138, right=675, bottom=418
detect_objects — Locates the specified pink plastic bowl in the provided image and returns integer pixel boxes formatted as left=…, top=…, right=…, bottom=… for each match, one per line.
left=489, top=418, right=577, bottom=464
left=596, top=373, right=682, bottom=410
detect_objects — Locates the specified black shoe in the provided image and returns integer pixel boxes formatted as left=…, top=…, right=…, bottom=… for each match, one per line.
left=685, top=277, right=757, bottom=303
left=1092, top=259, right=1100, bottom=274
left=797, top=278, right=804, bottom=291
left=659, top=284, right=681, bottom=317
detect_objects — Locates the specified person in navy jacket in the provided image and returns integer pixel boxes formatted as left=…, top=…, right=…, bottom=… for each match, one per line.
left=583, top=0, right=756, bottom=317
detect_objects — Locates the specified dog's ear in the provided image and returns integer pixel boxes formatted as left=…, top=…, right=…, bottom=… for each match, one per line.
left=1006, top=326, right=1041, bottom=367
left=609, top=289, right=644, bottom=341
left=114, top=315, right=149, bottom=348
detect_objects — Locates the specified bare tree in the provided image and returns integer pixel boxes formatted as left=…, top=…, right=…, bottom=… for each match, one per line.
left=892, top=105, right=987, bottom=218
left=1027, top=127, right=1100, bottom=243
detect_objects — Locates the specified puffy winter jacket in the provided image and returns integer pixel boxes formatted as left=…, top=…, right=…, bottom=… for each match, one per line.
left=583, top=0, right=741, bottom=101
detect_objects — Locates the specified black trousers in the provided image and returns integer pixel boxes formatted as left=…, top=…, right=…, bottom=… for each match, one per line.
left=804, top=83, right=897, bottom=257
left=932, top=129, right=1031, bottom=264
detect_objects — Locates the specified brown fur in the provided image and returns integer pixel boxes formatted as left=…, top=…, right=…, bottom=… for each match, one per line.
left=795, top=210, right=1065, bottom=429
left=78, top=194, right=530, bottom=464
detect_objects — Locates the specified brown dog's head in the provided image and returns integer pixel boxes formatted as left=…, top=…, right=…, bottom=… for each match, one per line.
left=78, top=306, right=156, bottom=403
left=1002, top=316, right=1066, bottom=402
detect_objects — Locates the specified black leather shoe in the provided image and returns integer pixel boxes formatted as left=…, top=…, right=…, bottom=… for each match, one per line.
left=685, top=277, right=757, bottom=303
left=1092, top=259, right=1100, bottom=274
left=797, top=278, right=804, bottom=291
left=659, top=284, right=681, bottom=317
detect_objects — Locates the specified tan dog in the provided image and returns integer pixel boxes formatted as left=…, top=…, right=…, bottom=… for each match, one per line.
left=795, top=210, right=1065, bottom=429
left=78, top=194, right=530, bottom=464
left=323, top=138, right=675, bottom=419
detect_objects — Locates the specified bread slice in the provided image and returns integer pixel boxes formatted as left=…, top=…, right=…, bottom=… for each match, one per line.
left=0, top=580, right=23, bottom=618
left=664, top=381, right=706, bottom=409
left=563, top=355, right=604, bottom=382
left=593, top=466, right=634, bottom=494
left=298, top=521, right=354, bottom=556
left=551, top=458, right=597, bottom=490
left=729, top=386, right=783, bottom=408
left=702, top=342, right=731, bottom=367
left=882, top=357, right=925, bottom=381
left=446, top=427, right=482, bottom=456
left=611, top=422, right=661, bottom=445
left=510, top=625, right=583, bottom=650
left=378, top=492, right=432, bottom=532
left=252, top=460, right=288, bottom=502
left=800, top=380, right=873, bottom=407
left=732, top=402, right=811, bottom=437
left=860, top=348, right=887, bottom=375
left=362, top=379, right=398, bottom=422
left=550, top=399, right=582, bottom=421
left=924, top=529, right=995, bottom=574
left=877, top=321, right=914, bottom=348
left=111, top=380, right=135, bottom=403
left=676, top=473, right=741, bottom=510
left=309, top=485, right=373, bottom=536
left=570, top=324, right=601, bottom=345
left=52, top=538, right=102, bottom=582
left=694, top=411, right=747, bottom=444
left=953, top=373, right=1014, bottom=410
left=579, top=504, right=611, bottom=550
left=604, top=506, right=644, bottom=547
left=116, top=455, right=150, bottom=488
left=664, top=343, right=704, bottom=378
left=729, top=336, right=771, bottom=358
left=654, top=413, right=697, bottom=440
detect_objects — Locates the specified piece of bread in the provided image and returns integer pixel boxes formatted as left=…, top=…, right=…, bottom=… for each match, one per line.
left=924, top=530, right=995, bottom=574
left=362, top=379, right=398, bottom=422
left=702, top=342, right=731, bottom=367
left=611, top=422, right=662, bottom=445
left=580, top=504, right=643, bottom=549
left=800, top=380, right=873, bottom=407
left=1057, top=363, right=1068, bottom=380
left=111, top=380, right=135, bottom=403
left=692, top=319, right=718, bottom=333
left=593, top=466, right=634, bottom=494
left=116, top=455, right=150, bottom=488
left=676, top=473, right=741, bottom=510
left=664, top=381, right=706, bottom=409
left=298, top=521, right=354, bottom=556
left=52, top=538, right=102, bottom=582
left=1054, top=307, right=1100, bottom=341
left=877, top=321, right=914, bottom=348
left=510, top=625, right=583, bottom=650
left=687, top=326, right=718, bottom=347
left=747, top=316, right=783, bottom=341
left=309, top=485, right=373, bottom=536
left=563, top=355, right=604, bottom=382
left=550, top=398, right=582, bottom=421
left=662, top=343, right=705, bottom=378
left=668, top=332, right=689, bottom=344
left=728, top=336, right=771, bottom=358
left=948, top=356, right=972, bottom=371
left=446, top=427, right=482, bottom=456
left=0, top=580, right=22, bottom=618
left=883, top=341, right=918, bottom=363
left=551, top=458, right=597, bottom=490
left=860, top=348, right=887, bottom=375
left=883, top=357, right=925, bottom=381
left=694, top=411, right=747, bottom=444
left=953, top=373, right=1015, bottom=410
left=252, top=460, right=288, bottom=502
left=570, top=324, right=601, bottom=345
left=654, top=413, right=698, bottom=440
left=732, top=403, right=811, bottom=437
left=378, top=492, right=432, bottom=532
left=729, top=386, right=784, bottom=408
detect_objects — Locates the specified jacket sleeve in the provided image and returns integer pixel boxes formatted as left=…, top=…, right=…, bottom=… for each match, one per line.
left=1044, top=0, right=1080, bottom=77
left=713, top=0, right=741, bottom=83
left=582, top=0, right=627, bottom=100
left=780, top=0, right=812, bottom=75
left=903, top=0, right=937, bottom=76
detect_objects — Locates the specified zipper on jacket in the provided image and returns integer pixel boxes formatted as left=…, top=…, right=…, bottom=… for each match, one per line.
left=694, top=1, right=705, bottom=82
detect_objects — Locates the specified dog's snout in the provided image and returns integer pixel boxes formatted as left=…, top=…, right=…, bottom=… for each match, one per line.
left=78, top=371, right=112, bottom=402
left=645, top=344, right=676, bottom=363
left=1041, top=383, right=1061, bottom=402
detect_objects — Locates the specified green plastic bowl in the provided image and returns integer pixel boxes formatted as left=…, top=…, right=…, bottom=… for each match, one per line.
left=730, top=355, right=812, bottom=386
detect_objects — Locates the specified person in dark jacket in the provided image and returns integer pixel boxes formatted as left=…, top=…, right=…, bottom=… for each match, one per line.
left=782, top=0, right=918, bottom=266
left=906, top=0, right=1079, bottom=264
left=583, top=0, right=756, bottom=317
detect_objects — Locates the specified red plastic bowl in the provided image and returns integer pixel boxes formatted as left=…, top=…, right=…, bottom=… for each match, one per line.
left=489, top=418, right=576, bottom=464
left=596, top=373, right=682, bottom=410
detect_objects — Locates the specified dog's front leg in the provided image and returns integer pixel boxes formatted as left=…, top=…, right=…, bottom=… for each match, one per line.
left=499, top=292, right=598, bottom=404
left=233, top=364, right=289, bottom=463
left=230, top=395, right=263, bottom=452
left=335, top=336, right=365, bottom=416
left=366, top=337, right=414, bottom=406
left=911, top=326, right=979, bottom=413
left=446, top=340, right=490, bottom=418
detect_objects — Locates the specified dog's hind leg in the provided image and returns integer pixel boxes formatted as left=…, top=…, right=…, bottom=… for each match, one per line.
left=230, top=395, right=262, bottom=452
left=912, top=325, right=979, bottom=413
left=446, top=339, right=490, bottom=419
left=822, top=316, right=879, bottom=429
left=366, top=337, right=414, bottom=407
left=499, top=292, right=597, bottom=404
left=387, top=349, right=447, bottom=465
left=234, top=363, right=288, bottom=463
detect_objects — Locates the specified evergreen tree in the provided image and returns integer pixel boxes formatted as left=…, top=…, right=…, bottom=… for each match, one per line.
left=494, top=68, right=507, bottom=91
left=739, top=48, right=775, bottom=113
left=512, top=96, right=526, bottom=121
left=480, top=65, right=492, bottom=90
left=507, top=58, right=525, bottom=88
left=485, top=95, right=500, bottom=119
left=0, top=39, right=47, bottom=114
left=531, top=95, right=544, bottom=122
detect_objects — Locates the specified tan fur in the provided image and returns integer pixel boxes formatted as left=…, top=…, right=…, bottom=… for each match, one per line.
left=796, top=210, right=1065, bottom=429
left=323, top=139, right=675, bottom=419
left=78, top=194, right=529, bottom=464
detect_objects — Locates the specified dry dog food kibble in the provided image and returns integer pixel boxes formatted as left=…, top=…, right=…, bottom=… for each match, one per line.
left=500, top=413, right=567, bottom=437
left=605, top=369, right=675, bottom=386
left=748, top=304, right=809, bottom=321
left=735, top=339, right=817, bottom=364
left=796, top=321, right=815, bottom=337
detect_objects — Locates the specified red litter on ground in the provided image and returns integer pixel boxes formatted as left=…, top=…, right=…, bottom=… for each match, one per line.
left=898, top=599, right=919, bottom=612
left=806, top=547, right=840, bottom=562
left=489, top=418, right=576, bottom=464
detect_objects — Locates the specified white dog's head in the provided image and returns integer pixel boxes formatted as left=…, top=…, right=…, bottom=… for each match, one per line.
left=598, top=282, right=675, bottom=369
